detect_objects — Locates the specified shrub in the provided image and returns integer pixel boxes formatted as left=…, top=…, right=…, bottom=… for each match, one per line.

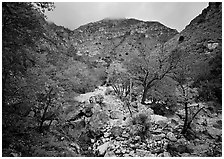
left=129, top=113, right=151, bottom=138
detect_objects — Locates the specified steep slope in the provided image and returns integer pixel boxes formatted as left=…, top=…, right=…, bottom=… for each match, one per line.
left=167, top=2, right=222, bottom=103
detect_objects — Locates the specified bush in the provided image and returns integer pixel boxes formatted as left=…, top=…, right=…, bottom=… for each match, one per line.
left=129, top=113, right=151, bottom=138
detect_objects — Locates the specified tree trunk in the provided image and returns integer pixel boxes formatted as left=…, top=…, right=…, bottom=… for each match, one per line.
left=141, top=87, right=149, bottom=104
left=39, top=88, right=53, bottom=132
left=181, top=101, right=188, bottom=134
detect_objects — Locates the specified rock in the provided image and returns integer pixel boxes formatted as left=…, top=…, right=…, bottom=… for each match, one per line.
left=163, top=151, right=171, bottom=157
left=129, top=150, right=135, bottom=156
left=70, top=142, right=81, bottom=153
left=207, top=127, right=222, bottom=138
left=181, top=153, right=191, bottom=157
left=138, top=103, right=154, bottom=115
left=167, top=132, right=177, bottom=141
left=157, top=153, right=163, bottom=157
left=115, top=149, right=121, bottom=154
left=104, top=132, right=110, bottom=138
left=104, top=87, right=114, bottom=95
left=157, top=120, right=168, bottom=128
left=121, top=132, right=130, bottom=138
left=150, top=115, right=168, bottom=123
left=136, top=149, right=155, bottom=157
left=90, top=139, right=95, bottom=143
left=167, top=143, right=190, bottom=154
left=152, top=128, right=163, bottom=134
left=91, top=104, right=102, bottom=113
left=134, top=135, right=141, bottom=141
left=123, top=154, right=130, bottom=157
left=116, top=136, right=125, bottom=141
left=89, top=111, right=109, bottom=133
left=151, top=133, right=166, bottom=141
left=97, top=141, right=110, bottom=156
left=130, top=144, right=135, bottom=148
left=177, top=145, right=189, bottom=153
left=10, top=152, right=21, bottom=157
left=104, top=150, right=116, bottom=157
left=130, top=101, right=138, bottom=108
left=193, top=143, right=210, bottom=152
left=121, top=148, right=126, bottom=153
left=169, top=118, right=179, bottom=128
left=110, top=111, right=123, bottom=119
left=102, top=138, right=107, bottom=143
left=135, top=143, right=140, bottom=147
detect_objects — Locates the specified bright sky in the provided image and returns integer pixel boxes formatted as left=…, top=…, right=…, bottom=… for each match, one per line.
left=45, top=2, right=208, bottom=32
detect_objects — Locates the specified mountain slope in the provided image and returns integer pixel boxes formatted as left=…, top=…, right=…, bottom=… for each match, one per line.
left=165, top=2, right=222, bottom=103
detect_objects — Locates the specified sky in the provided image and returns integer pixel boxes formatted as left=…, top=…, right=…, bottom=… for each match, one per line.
left=45, top=2, right=208, bottom=32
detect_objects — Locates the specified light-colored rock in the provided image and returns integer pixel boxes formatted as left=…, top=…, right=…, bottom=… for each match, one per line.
left=136, top=149, right=155, bottom=157
left=122, top=133, right=130, bottom=138
left=163, top=151, right=171, bottom=157
left=97, top=141, right=110, bottom=156
left=207, top=127, right=222, bottom=138
left=167, top=132, right=177, bottom=141
left=104, top=150, right=116, bottom=157
left=121, top=148, right=126, bottom=153
left=134, top=135, right=141, bottom=141
left=129, top=150, right=135, bottom=156
left=181, top=153, right=191, bottom=157
left=89, top=111, right=109, bottom=132
left=150, top=114, right=168, bottom=123
left=115, top=149, right=121, bottom=154
left=110, top=110, right=123, bottom=119
left=151, top=133, right=166, bottom=141
left=123, top=154, right=130, bottom=157
left=104, top=132, right=110, bottom=138
left=70, top=142, right=81, bottom=153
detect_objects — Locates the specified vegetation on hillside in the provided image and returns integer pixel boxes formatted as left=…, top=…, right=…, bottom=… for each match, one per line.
left=2, top=2, right=221, bottom=157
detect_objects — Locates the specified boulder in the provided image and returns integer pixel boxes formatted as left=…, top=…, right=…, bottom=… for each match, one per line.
left=104, top=150, right=116, bottom=157
left=207, top=127, right=222, bottom=138
left=130, top=101, right=138, bottom=108
left=169, top=118, right=179, bottom=128
left=110, top=111, right=123, bottom=120
left=89, top=111, right=109, bottom=133
left=137, top=103, right=154, bottom=115
left=150, top=115, right=168, bottom=123
left=163, top=151, right=171, bottom=157
left=121, top=132, right=130, bottom=138
left=167, top=132, right=177, bottom=141
left=151, top=134, right=166, bottom=141
left=136, top=149, right=156, bottom=157
left=97, top=141, right=110, bottom=156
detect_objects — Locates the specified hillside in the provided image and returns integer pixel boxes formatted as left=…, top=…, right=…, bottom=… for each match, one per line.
left=2, top=2, right=222, bottom=157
